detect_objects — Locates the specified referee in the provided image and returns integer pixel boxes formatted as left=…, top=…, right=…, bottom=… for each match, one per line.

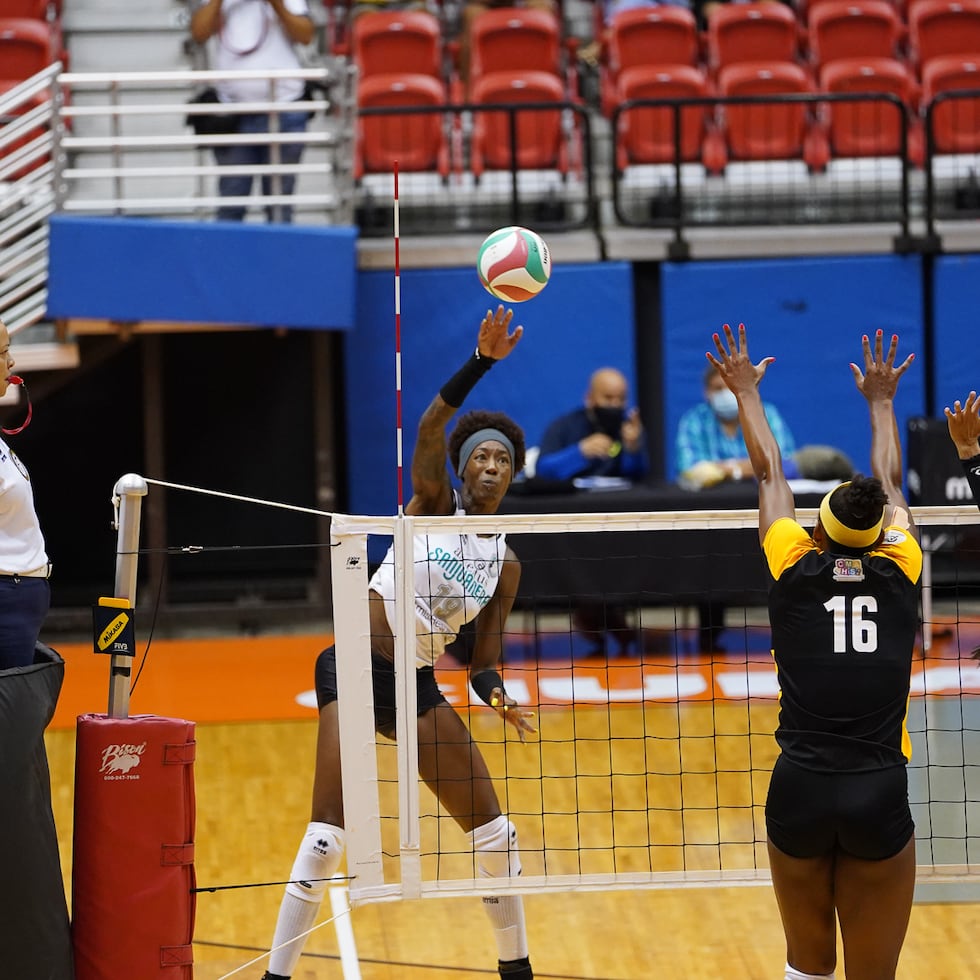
left=708, top=324, right=920, bottom=980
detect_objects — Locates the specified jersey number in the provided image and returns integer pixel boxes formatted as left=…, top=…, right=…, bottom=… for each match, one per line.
left=823, top=595, right=879, bottom=653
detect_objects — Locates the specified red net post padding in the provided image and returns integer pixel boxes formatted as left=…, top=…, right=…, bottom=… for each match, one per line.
left=72, top=714, right=196, bottom=980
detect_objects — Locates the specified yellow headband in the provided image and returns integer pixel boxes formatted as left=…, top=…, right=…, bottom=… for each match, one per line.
left=818, top=482, right=884, bottom=549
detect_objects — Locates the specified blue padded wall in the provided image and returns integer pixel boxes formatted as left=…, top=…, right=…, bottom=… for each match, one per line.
left=46, top=216, right=357, bottom=330
left=662, top=255, right=926, bottom=480
left=934, top=254, right=980, bottom=412
left=345, top=263, right=635, bottom=516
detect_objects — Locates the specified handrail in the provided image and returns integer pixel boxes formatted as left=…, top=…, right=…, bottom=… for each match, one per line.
left=923, top=87, right=980, bottom=242
left=610, top=90, right=914, bottom=251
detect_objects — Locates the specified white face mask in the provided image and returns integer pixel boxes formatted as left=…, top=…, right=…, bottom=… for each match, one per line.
left=708, top=388, right=739, bottom=421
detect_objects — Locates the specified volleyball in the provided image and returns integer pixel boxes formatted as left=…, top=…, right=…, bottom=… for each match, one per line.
left=476, top=226, right=551, bottom=303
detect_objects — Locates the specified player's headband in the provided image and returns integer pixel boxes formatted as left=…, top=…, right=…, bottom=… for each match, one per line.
left=819, top=482, right=884, bottom=549
left=457, top=428, right=515, bottom=478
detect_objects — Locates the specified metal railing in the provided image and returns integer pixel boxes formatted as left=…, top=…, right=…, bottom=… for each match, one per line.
left=54, top=63, right=355, bottom=222
left=0, top=64, right=61, bottom=338
left=610, top=90, right=916, bottom=255
left=923, top=88, right=980, bottom=241
left=354, top=99, right=598, bottom=236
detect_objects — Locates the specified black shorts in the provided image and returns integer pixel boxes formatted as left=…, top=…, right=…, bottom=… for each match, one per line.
left=314, top=645, right=449, bottom=739
left=765, top=755, right=914, bottom=860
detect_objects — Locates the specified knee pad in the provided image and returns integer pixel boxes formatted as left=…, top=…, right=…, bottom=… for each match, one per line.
left=284, top=822, right=345, bottom=903
left=467, top=814, right=522, bottom=879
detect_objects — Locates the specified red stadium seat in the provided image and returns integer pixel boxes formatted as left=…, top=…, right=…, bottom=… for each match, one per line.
left=922, top=53, right=980, bottom=151
left=608, top=6, right=700, bottom=71
left=350, top=10, right=444, bottom=80
left=716, top=61, right=816, bottom=162
left=0, top=17, right=56, bottom=83
left=807, top=0, right=904, bottom=67
left=707, top=2, right=801, bottom=73
left=0, top=0, right=60, bottom=18
left=909, top=0, right=980, bottom=69
left=601, top=6, right=701, bottom=117
left=819, top=56, right=922, bottom=161
left=355, top=73, right=451, bottom=180
left=469, top=69, right=569, bottom=176
left=614, top=64, right=711, bottom=170
left=468, top=7, right=563, bottom=85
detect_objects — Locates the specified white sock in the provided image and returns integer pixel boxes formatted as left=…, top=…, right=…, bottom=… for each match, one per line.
left=467, top=815, right=528, bottom=962
left=785, top=964, right=835, bottom=980
left=267, top=822, right=344, bottom=977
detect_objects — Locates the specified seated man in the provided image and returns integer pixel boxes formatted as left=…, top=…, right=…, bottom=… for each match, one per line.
left=677, top=363, right=853, bottom=490
left=535, top=367, right=649, bottom=482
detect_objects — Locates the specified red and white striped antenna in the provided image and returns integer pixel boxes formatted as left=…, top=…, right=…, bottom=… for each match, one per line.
left=394, top=162, right=404, bottom=515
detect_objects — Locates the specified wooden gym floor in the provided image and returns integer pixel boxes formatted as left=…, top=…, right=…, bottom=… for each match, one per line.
left=43, top=628, right=980, bottom=979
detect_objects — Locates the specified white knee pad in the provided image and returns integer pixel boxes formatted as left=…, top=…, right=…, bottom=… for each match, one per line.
left=283, top=822, right=345, bottom=903
left=785, top=964, right=835, bottom=980
left=467, top=814, right=522, bottom=879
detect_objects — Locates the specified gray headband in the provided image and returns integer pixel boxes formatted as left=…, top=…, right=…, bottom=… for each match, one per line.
left=456, top=428, right=515, bottom=478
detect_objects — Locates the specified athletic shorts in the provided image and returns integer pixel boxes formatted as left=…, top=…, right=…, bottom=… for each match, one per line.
left=314, top=645, right=449, bottom=738
left=765, top=755, right=914, bottom=860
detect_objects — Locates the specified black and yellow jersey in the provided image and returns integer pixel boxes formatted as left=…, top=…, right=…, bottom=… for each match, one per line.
left=763, top=517, right=922, bottom=773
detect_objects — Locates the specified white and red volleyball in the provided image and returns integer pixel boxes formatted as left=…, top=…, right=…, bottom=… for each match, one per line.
left=477, top=226, right=551, bottom=303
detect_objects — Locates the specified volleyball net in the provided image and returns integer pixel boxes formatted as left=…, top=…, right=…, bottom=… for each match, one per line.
left=109, top=478, right=980, bottom=908
left=326, top=505, right=980, bottom=906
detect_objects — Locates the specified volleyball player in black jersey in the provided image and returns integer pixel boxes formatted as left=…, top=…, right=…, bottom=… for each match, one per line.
left=944, top=389, right=980, bottom=508
left=708, top=324, right=921, bottom=980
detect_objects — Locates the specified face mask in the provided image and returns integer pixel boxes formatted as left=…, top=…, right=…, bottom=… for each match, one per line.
left=708, top=389, right=739, bottom=421
left=592, top=405, right=625, bottom=437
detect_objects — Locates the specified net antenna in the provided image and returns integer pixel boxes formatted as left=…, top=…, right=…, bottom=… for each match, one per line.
left=393, top=161, right=404, bottom=517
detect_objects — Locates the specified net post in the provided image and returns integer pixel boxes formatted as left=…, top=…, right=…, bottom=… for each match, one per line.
left=331, top=515, right=386, bottom=898
left=393, top=514, right=422, bottom=898
left=107, top=473, right=147, bottom=719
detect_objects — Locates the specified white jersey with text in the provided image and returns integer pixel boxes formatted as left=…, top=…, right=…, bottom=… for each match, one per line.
left=368, top=502, right=507, bottom=667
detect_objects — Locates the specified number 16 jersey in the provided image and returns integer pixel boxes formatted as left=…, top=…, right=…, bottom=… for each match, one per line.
left=763, top=517, right=922, bottom=773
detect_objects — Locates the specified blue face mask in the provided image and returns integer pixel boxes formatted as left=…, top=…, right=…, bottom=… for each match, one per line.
left=708, top=388, right=739, bottom=421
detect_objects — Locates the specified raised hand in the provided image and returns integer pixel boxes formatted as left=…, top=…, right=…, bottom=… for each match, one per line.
left=849, top=329, right=914, bottom=403
left=945, top=390, right=980, bottom=458
left=705, top=322, right=774, bottom=396
left=477, top=305, right=523, bottom=361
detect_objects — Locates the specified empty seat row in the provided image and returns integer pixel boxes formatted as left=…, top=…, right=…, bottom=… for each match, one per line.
left=599, top=0, right=980, bottom=118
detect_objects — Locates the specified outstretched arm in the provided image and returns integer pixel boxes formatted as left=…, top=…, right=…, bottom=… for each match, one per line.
left=849, top=330, right=916, bottom=536
left=944, top=391, right=980, bottom=511
left=407, top=306, right=522, bottom=516
left=707, top=323, right=794, bottom=545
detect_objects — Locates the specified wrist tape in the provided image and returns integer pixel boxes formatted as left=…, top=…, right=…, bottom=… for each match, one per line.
left=439, top=349, right=496, bottom=408
left=471, top=669, right=505, bottom=705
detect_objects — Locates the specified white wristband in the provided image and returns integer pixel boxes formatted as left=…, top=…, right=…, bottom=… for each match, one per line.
left=731, top=463, right=743, bottom=481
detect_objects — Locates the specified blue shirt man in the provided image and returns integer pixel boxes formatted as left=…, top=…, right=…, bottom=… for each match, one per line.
left=676, top=363, right=797, bottom=487
left=535, top=368, right=649, bottom=482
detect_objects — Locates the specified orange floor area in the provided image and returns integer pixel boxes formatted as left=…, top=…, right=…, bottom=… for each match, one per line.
left=48, top=633, right=335, bottom=730
left=47, top=619, right=980, bottom=731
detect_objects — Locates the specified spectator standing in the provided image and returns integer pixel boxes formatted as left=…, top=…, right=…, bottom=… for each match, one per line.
left=190, top=0, right=316, bottom=222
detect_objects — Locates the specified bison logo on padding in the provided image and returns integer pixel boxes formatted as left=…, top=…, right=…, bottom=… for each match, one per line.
left=99, top=742, right=146, bottom=775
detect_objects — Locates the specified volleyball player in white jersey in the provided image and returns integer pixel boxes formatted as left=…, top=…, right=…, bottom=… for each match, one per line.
left=263, top=305, right=538, bottom=980
left=0, top=318, right=49, bottom=670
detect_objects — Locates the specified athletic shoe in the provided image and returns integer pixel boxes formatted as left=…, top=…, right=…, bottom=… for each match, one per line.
left=499, top=956, right=533, bottom=978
